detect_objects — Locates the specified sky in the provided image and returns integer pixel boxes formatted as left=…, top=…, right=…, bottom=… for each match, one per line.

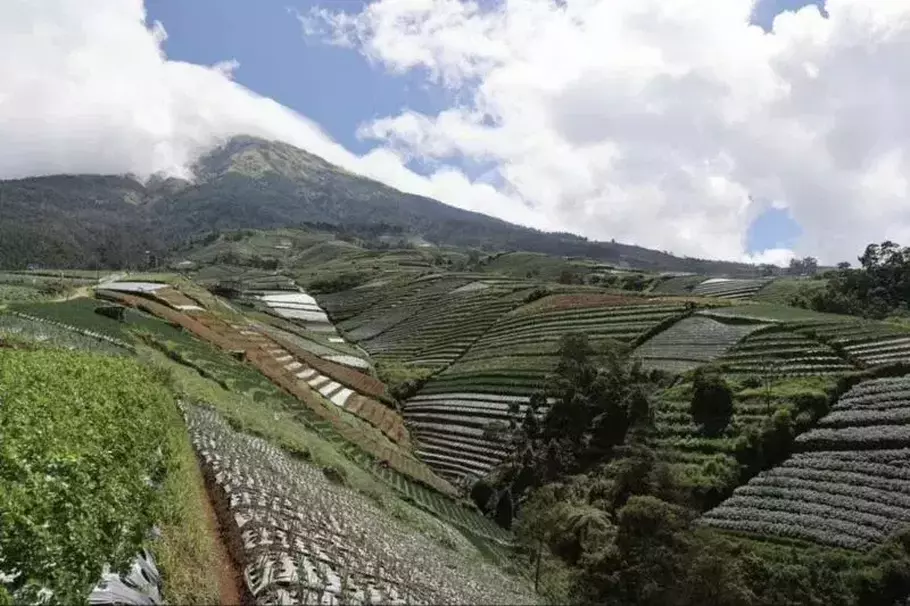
left=2, top=0, right=909, bottom=265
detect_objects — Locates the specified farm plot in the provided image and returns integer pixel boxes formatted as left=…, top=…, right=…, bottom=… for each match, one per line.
left=718, top=328, right=856, bottom=377
left=404, top=392, right=554, bottom=481
left=651, top=375, right=841, bottom=498
left=362, top=287, right=528, bottom=369
left=632, top=315, right=768, bottom=374
left=257, top=290, right=335, bottom=329
left=460, top=302, right=689, bottom=363
left=317, top=276, right=413, bottom=322
left=338, top=276, right=472, bottom=342
left=650, top=274, right=706, bottom=295
left=0, top=283, right=51, bottom=303
left=696, top=303, right=853, bottom=324
left=184, top=404, right=535, bottom=605
left=700, top=377, right=910, bottom=550
left=692, top=278, right=774, bottom=300
left=10, top=298, right=172, bottom=347
left=796, top=322, right=910, bottom=368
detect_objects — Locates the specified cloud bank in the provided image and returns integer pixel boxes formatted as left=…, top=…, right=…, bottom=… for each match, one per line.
left=0, top=0, right=540, bottom=229
left=303, top=0, right=910, bottom=263
left=2, top=0, right=910, bottom=264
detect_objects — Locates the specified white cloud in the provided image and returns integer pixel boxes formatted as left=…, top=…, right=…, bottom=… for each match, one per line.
left=0, top=0, right=545, bottom=231
left=303, top=0, right=910, bottom=263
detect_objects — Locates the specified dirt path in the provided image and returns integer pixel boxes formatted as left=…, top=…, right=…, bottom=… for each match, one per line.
left=197, top=464, right=246, bottom=605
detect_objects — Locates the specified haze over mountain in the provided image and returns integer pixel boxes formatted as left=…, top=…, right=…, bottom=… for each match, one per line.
left=0, top=136, right=764, bottom=275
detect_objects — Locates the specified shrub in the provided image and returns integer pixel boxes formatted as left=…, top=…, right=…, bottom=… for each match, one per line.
left=523, top=287, right=551, bottom=304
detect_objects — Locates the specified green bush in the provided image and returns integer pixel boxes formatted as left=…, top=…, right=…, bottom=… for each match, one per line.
left=0, top=349, right=175, bottom=603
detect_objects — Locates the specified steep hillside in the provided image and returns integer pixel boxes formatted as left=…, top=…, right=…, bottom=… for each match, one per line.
left=1, top=135, right=765, bottom=275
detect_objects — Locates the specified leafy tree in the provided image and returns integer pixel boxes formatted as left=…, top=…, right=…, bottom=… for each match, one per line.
left=494, top=489, right=514, bottom=529
left=690, top=367, right=734, bottom=434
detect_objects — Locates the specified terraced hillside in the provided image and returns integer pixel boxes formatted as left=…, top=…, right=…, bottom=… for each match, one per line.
left=701, top=376, right=910, bottom=550
left=692, top=277, right=774, bottom=300
left=184, top=404, right=535, bottom=605
left=406, top=293, right=690, bottom=481
left=1, top=277, right=529, bottom=603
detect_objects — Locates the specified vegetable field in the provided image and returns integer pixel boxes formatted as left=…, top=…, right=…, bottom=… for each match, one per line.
left=632, top=315, right=767, bottom=373
left=701, top=377, right=910, bottom=550
left=183, top=404, right=535, bottom=605
left=0, top=349, right=176, bottom=603
left=404, top=392, right=553, bottom=481
left=692, top=278, right=774, bottom=300
left=718, top=328, right=856, bottom=376
left=796, top=322, right=910, bottom=368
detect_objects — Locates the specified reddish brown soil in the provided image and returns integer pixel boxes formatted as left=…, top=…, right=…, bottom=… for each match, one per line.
left=100, top=290, right=456, bottom=496
left=197, top=470, right=246, bottom=606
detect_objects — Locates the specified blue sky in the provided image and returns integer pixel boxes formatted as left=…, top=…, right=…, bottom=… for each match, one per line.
left=146, top=0, right=824, bottom=254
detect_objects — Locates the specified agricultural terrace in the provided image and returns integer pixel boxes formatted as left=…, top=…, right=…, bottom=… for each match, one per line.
left=407, top=294, right=689, bottom=481
left=651, top=374, right=840, bottom=500
left=361, top=286, right=531, bottom=370
left=795, top=321, right=910, bottom=368
left=649, top=274, right=706, bottom=295
left=0, top=349, right=199, bottom=603
left=318, top=276, right=412, bottom=322
left=254, top=316, right=367, bottom=361
left=97, top=281, right=207, bottom=313
left=718, top=328, right=856, bottom=377
left=701, top=376, right=910, bottom=550
left=632, top=315, right=769, bottom=374
left=0, top=312, right=130, bottom=356
left=184, top=404, right=535, bottom=605
left=101, top=288, right=464, bottom=498
left=695, top=302, right=855, bottom=324
left=692, top=278, right=774, bottom=300
left=338, top=276, right=474, bottom=342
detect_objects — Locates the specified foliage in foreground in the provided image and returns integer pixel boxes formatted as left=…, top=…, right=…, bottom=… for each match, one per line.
left=0, top=349, right=175, bottom=603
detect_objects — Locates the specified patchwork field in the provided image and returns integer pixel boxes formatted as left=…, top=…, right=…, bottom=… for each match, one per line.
left=9, top=243, right=910, bottom=605
left=405, top=294, right=690, bottom=481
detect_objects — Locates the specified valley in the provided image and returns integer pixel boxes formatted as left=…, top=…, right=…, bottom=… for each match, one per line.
left=3, top=225, right=910, bottom=605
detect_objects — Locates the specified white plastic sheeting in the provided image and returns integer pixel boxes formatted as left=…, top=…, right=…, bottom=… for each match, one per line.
left=95, top=281, right=168, bottom=293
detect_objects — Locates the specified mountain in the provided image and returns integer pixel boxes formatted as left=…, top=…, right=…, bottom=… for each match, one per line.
left=0, top=135, right=762, bottom=275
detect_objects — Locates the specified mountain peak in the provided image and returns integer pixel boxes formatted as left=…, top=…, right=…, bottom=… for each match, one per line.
left=193, top=134, right=351, bottom=183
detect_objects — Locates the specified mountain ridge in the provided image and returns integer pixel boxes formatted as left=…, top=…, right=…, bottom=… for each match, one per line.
left=0, top=135, right=767, bottom=275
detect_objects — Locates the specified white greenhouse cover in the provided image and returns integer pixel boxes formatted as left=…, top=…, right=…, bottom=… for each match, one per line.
left=326, top=355, right=370, bottom=369
left=260, top=292, right=318, bottom=305
left=272, top=309, right=330, bottom=323
left=96, top=281, right=168, bottom=293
